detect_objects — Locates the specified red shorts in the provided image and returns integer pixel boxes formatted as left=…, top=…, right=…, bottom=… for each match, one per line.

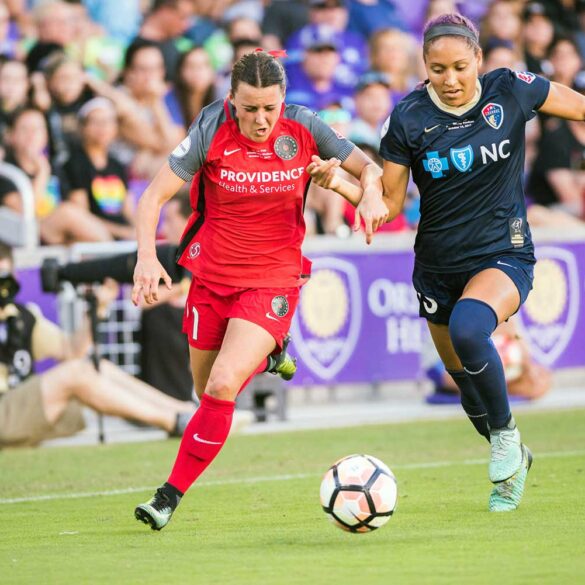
left=182, top=278, right=300, bottom=351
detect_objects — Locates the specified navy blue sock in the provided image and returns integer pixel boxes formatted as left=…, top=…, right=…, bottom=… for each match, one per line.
left=449, top=299, right=511, bottom=429
left=447, top=369, right=490, bottom=442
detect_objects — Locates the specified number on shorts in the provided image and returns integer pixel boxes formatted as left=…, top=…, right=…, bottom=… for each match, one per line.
left=192, top=305, right=199, bottom=340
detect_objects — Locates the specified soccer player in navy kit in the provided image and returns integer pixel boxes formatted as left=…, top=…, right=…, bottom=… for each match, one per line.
left=131, top=49, right=388, bottom=530
left=309, top=14, right=585, bottom=512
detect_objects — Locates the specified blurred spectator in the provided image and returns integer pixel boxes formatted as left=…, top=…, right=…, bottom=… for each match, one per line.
left=39, top=53, right=94, bottom=165
left=369, top=28, right=419, bottom=102
left=0, top=0, right=17, bottom=57
left=215, top=37, right=260, bottom=99
left=83, top=0, right=142, bottom=44
left=547, top=35, right=583, bottom=87
left=0, top=58, right=29, bottom=143
left=0, top=106, right=114, bottom=244
left=527, top=73, right=585, bottom=220
left=165, top=45, right=217, bottom=129
left=226, top=15, right=262, bottom=44
left=538, top=0, right=579, bottom=35
left=62, top=97, right=135, bottom=241
left=261, top=0, right=309, bottom=49
left=481, top=39, right=523, bottom=74
left=424, top=318, right=552, bottom=404
left=131, top=0, right=194, bottom=80
left=139, top=188, right=193, bottom=402
left=347, top=71, right=393, bottom=148
left=25, top=0, right=75, bottom=72
left=286, top=24, right=354, bottom=112
left=112, top=40, right=184, bottom=180
left=286, top=0, right=368, bottom=87
left=522, top=2, right=555, bottom=74
left=304, top=104, right=351, bottom=236
left=0, top=242, right=195, bottom=448
left=480, top=0, right=523, bottom=54
left=345, top=0, right=408, bottom=37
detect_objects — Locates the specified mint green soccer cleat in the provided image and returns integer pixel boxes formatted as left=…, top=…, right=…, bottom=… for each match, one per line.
left=267, top=335, right=297, bottom=381
left=489, top=445, right=533, bottom=512
left=489, top=422, right=523, bottom=483
left=135, top=488, right=176, bottom=531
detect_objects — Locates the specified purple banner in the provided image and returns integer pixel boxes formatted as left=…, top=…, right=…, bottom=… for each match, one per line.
left=290, top=240, right=585, bottom=385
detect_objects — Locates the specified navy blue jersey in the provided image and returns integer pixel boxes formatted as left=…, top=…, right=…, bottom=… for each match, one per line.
left=380, top=68, right=550, bottom=272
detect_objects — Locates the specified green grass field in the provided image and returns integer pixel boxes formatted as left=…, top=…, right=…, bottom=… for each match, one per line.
left=1, top=408, right=584, bottom=585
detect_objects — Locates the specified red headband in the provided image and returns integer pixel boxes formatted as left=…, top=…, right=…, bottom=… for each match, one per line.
left=254, top=48, right=288, bottom=58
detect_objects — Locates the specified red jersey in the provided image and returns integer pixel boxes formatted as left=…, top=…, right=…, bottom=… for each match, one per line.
left=170, top=100, right=354, bottom=288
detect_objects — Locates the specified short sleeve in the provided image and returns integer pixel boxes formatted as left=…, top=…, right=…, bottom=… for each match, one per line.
left=284, top=105, right=355, bottom=162
left=168, top=101, right=224, bottom=182
left=508, top=70, right=550, bottom=121
left=379, top=110, right=411, bottom=167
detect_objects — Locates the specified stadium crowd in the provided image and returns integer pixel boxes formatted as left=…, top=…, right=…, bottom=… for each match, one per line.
left=0, top=0, right=584, bottom=245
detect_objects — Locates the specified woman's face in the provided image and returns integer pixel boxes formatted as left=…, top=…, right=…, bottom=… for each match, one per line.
left=9, top=110, right=48, bottom=155
left=549, top=40, right=582, bottom=83
left=0, top=61, right=29, bottom=107
left=48, top=61, right=85, bottom=105
left=425, top=36, right=481, bottom=108
left=82, top=107, right=118, bottom=147
left=180, top=49, right=215, bottom=91
left=230, top=82, right=284, bottom=142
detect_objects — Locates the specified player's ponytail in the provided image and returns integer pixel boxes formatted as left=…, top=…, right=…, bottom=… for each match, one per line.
left=422, top=13, right=480, bottom=58
left=230, top=49, right=287, bottom=95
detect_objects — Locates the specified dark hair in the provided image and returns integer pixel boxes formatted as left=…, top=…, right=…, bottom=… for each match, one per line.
left=174, top=47, right=216, bottom=129
left=547, top=34, right=581, bottom=60
left=123, top=39, right=163, bottom=71
left=7, top=105, right=46, bottom=129
left=423, top=13, right=481, bottom=58
left=230, top=50, right=286, bottom=96
left=0, top=242, right=13, bottom=263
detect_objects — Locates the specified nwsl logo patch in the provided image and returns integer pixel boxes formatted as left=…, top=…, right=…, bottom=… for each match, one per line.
left=515, top=71, right=536, bottom=84
left=482, top=103, right=504, bottom=130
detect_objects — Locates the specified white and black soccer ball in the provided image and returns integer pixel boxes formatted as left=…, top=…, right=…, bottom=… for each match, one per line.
left=320, top=454, right=398, bottom=533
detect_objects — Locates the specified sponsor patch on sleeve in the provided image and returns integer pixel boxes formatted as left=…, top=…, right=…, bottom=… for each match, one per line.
left=172, top=136, right=191, bottom=158
left=514, top=71, right=536, bottom=84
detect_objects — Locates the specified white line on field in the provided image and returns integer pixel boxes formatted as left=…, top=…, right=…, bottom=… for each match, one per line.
left=1, top=449, right=583, bottom=506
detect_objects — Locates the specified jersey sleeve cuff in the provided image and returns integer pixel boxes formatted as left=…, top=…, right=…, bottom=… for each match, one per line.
left=168, top=157, right=194, bottom=182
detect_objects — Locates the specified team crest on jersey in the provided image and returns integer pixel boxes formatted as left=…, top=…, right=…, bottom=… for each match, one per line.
left=271, top=295, right=289, bottom=317
left=515, top=71, right=536, bottom=84
left=449, top=145, right=474, bottom=172
left=189, top=242, right=200, bottom=259
left=274, top=135, right=299, bottom=160
left=482, top=103, right=504, bottom=130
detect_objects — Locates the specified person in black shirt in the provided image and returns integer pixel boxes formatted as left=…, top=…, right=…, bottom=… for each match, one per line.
left=63, top=97, right=135, bottom=240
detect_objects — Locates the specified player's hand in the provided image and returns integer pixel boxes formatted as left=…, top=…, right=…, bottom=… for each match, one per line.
left=355, top=186, right=389, bottom=245
left=306, top=155, right=342, bottom=190
left=132, top=256, right=172, bottom=306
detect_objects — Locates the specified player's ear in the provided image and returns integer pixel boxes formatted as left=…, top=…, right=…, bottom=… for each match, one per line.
left=476, top=47, right=483, bottom=70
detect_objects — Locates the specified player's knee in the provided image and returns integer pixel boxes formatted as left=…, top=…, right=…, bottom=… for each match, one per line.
left=449, top=299, right=498, bottom=356
left=205, top=368, right=239, bottom=401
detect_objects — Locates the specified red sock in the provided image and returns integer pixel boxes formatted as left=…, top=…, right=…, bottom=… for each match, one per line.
left=237, top=357, right=268, bottom=396
left=167, top=393, right=235, bottom=494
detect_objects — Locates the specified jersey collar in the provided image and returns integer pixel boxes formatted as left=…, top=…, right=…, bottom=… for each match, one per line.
left=426, top=79, right=482, bottom=116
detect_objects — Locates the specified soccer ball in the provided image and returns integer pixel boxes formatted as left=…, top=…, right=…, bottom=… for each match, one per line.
left=320, top=454, right=398, bottom=533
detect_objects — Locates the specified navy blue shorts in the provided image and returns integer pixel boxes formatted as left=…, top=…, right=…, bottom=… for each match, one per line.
left=412, top=255, right=535, bottom=325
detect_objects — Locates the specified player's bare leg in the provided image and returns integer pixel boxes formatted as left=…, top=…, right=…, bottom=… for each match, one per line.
left=135, top=319, right=277, bottom=530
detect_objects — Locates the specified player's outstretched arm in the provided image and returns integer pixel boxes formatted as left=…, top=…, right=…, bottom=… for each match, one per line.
left=381, top=160, right=410, bottom=221
left=132, top=162, right=185, bottom=307
left=539, top=81, right=585, bottom=121
left=306, top=155, right=362, bottom=206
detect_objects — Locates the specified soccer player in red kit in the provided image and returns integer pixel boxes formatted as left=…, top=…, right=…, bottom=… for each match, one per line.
left=132, top=49, right=388, bottom=530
